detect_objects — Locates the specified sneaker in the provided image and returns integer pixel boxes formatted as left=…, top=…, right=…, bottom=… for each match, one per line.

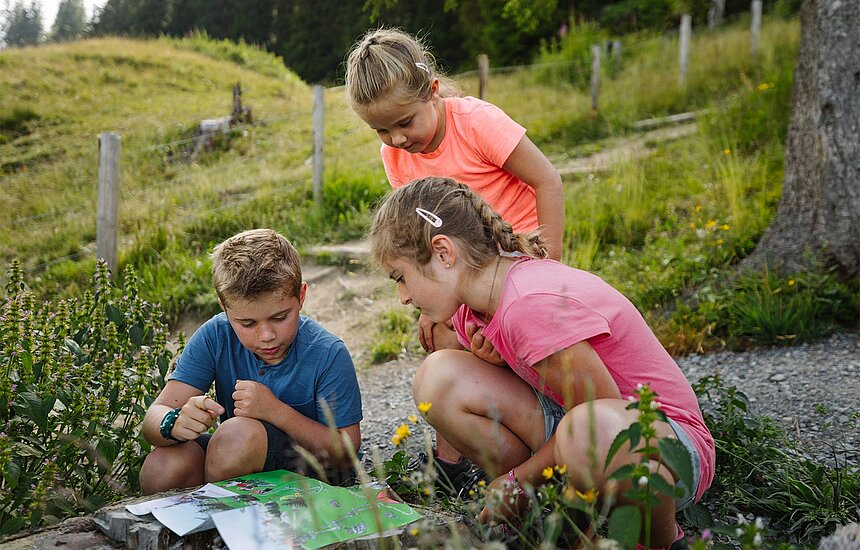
left=408, top=451, right=487, bottom=499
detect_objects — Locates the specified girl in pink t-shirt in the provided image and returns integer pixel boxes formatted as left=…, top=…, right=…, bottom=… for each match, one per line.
left=368, top=177, right=715, bottom=549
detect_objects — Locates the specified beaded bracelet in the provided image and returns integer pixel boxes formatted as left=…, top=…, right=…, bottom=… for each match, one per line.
left=507, top=468, right=528, bottom=498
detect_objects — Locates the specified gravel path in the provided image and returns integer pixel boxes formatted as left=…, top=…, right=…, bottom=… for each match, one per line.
left=356, top=331, right=860, bottom=469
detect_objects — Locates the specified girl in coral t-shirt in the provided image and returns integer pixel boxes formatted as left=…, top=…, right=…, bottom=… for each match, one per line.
left=368, top=177, right=714, bottom=549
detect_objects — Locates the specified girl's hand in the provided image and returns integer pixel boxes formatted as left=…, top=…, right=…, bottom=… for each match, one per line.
left=417, top=313, right=436, bottom=352
left=477, top=472, right=530, bottom=525
left=232, top=380, right=277, bottom=421
left=466, top=323, right=506, bottom=366
left=174, top=396, right=223, bottom=441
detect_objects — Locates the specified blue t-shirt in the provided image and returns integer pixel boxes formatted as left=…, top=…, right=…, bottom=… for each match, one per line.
left=169, top=313, right=363, bottom=429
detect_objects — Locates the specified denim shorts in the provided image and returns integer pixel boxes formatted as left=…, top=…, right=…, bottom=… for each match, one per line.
left=534, top=389, right=701, bottom=510
left=194, top=420, right=356, bottom=485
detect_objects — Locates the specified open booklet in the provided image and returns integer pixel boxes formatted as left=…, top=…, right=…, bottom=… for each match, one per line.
left=126, top=470, right=422, bottom=549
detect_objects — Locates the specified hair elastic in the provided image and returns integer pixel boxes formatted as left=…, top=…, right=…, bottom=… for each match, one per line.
left=415, top=207, right=442, bottom=228
left=415, top=62, right=430, bottom=74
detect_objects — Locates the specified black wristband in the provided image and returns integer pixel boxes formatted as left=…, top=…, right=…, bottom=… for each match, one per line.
left=159, top=407, right=183, bottom=442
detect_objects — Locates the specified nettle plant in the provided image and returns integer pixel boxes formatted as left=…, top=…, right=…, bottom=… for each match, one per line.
left=0, top=259, right=175, bottom=535
left=383, top=386, right=695, bottom=549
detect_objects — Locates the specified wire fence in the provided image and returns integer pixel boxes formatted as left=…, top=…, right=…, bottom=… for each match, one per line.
left=4, top=8, right=773, bottom=276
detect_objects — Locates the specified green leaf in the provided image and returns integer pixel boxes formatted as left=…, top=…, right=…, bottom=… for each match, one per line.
left=63, top=338, right=83, bottom=357
left=608, top=464, right=637, bottom=481
left=658, top=438, right=693, bottom=493
left=628, top=422, right=642, bottom=450
left=683, top=503, right=712, bottom=529
left=607, top=505, right=641, bottom=549
left=20, top=352, right=33, bottom=374
left=97, top=438, right=119, bottom=464
left=605, top=429, right=630, bottom=471
left=129, top=324, right=144, bottom=347
left=13, top=391, right=51, bottom=430
left=3, top=460, right=22, bottom=488
left=648, top=471, right=678, bottom=497
left=106, top=304, right=122, bottom=325
left=0, top=516, right=27, bottom=536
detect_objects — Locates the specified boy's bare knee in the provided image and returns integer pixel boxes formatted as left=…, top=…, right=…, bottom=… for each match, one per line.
left=205, top=417, right=267, bottom=482
left=140, top=443, right=205, bottom=495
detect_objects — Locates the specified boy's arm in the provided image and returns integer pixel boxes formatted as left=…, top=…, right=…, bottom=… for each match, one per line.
left=503, top=135, right=565, bottom=261
left=142, top=380, right=224, bottom=446
left=232, top=381, right=361, bottom=468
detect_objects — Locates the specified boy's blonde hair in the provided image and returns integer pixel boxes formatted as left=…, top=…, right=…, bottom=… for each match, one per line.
left=369, top=177, right=546, bottom=276
left=345, top=27, right=460, bottom=111
left=211, top=228, right=302, bottom=308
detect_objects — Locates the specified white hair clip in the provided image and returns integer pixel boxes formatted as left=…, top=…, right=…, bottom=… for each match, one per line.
left=415, top=62, right=430, bottom=74
left=415, top=207, right=442, bottom=228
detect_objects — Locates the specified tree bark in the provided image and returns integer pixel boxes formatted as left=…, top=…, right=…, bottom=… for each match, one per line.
left=742, top=0, right=860, bottom=278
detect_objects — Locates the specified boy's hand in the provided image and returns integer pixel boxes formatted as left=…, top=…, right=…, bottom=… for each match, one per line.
left=466, top=323, right=505, bottom=366
left=232, top=380, right=277, bottom=422
left=174, top=396, right=223, bottom=441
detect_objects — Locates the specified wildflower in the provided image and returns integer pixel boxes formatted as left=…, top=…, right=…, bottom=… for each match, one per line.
left=721, top=224, right=730, bottom=230
left=542, top=467, right=554, bottom=479
left=722, top=148, right=731, bottom=156
left=477, top=480, right=486, bottom=487
left=694, top=204, right=702, bottom=212
left=409, top=527, right=419, bottom=536
left=787, top=279, right=795, bottom=286
left=755, top=517, right=764, bottom=529
left=753, top=534, right=762, bottom=546
left=408, top=414, right=419, bottom=424
left=650, top=400, right=661, bottom=410
left=705, top=220, right=717, bottom=229
left=716, top=239, right=724, bottom=245
left=638, top=476, right=648, bottom=487
left=688, top=222, right=696, bottom=229
left=417, top=402, right=432, bottom=414
left=701, top=529, right=712, bottom=540
left=391, top=423, right=411, bottom=446
left=576, top=488, right=599, bottom=503
left=555, top=464, right=567, bottom=475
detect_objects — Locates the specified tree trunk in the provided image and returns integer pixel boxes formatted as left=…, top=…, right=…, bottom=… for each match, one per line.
left=742, top=0, right=860, bottom=278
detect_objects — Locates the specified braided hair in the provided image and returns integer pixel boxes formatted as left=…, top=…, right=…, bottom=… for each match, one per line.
left=369, top=177, right=546, bottom=276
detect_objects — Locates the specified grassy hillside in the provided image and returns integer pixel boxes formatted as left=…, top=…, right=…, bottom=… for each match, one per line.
left=1, top=18, right=855, bottom=347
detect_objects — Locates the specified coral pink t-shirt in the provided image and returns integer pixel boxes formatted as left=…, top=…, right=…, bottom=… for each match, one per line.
left=381, top=96, right=538, bottom=233
left=452, top=258, right=715, bottom=501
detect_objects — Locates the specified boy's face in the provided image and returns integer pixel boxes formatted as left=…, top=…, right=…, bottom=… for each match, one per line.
left=222, top=284, right=307, bottom=365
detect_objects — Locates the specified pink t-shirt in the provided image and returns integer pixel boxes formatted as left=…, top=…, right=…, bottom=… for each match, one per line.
left=381, top=96, right=538, bottom=233
left=452, top=258, right=715, bottom=501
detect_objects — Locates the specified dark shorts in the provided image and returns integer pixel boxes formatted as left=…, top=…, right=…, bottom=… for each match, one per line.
left=194, top=420, right=356, bottom=486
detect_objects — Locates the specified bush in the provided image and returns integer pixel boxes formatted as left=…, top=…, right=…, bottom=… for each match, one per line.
left=0, top=260, right=174, bottom=535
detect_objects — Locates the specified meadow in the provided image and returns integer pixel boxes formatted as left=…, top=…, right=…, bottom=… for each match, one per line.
left=1, top=14, right=858, bottom=545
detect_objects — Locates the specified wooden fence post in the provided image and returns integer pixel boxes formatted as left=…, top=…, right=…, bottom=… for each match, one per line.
left=97, top=132, right=121, bottom=278
left=708, top=0, right=725, bottom=29
left=477, top=54, right=489, bottom=100
left=751, top=0, right=762, bottom=58
left=590, top=44, right=601, bottom=115
left=312, top=85, right=324, bottom=206
left=679, top=14, right=692, bottom=86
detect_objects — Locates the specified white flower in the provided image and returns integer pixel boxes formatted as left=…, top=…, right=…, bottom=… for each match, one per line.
left=638, top=476, right=648, bottom=487
left=755, top=517, right=764, bottom=529
left=753, top=534, right=762, bottom=546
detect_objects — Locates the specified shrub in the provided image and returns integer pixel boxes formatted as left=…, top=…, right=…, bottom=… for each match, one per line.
left=0, top=260, right=174, bottom=535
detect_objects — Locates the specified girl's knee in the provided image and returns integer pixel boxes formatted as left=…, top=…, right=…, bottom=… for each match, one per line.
left=412, top=350, right=463, bottom=402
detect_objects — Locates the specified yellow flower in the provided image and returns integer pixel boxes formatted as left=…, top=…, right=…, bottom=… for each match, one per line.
left=576, top=488, right=599, bottom=504
left=409, top=528, right=419, bottom=536
left=417, top=402, right=432, bottom=414
left=688, top=222, right=696, bottom=229
left=757, top=82, right=774, bottom=91
left=477, top=480, right=486, bottom=487
left=721, top=224, right=730, bottom=231
left=705, top=220, right=717, bottom=229
left=716, top=238, right=724, bottom=245
left=787, top=279, right=796, bottom=286
left=408, top=414, right=419, bottom=424
left=722, top=148, right=731, bottom=156
left=694, top=204, right=702, bottom=212
left=392, top=423, right=411, bottom=446
left=555, top=464, right=567, bottom=475
left=542, top=467, right=554, bottom=480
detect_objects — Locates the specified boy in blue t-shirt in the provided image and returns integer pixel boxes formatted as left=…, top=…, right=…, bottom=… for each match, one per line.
left=140, top=229, right=363, bottom=494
